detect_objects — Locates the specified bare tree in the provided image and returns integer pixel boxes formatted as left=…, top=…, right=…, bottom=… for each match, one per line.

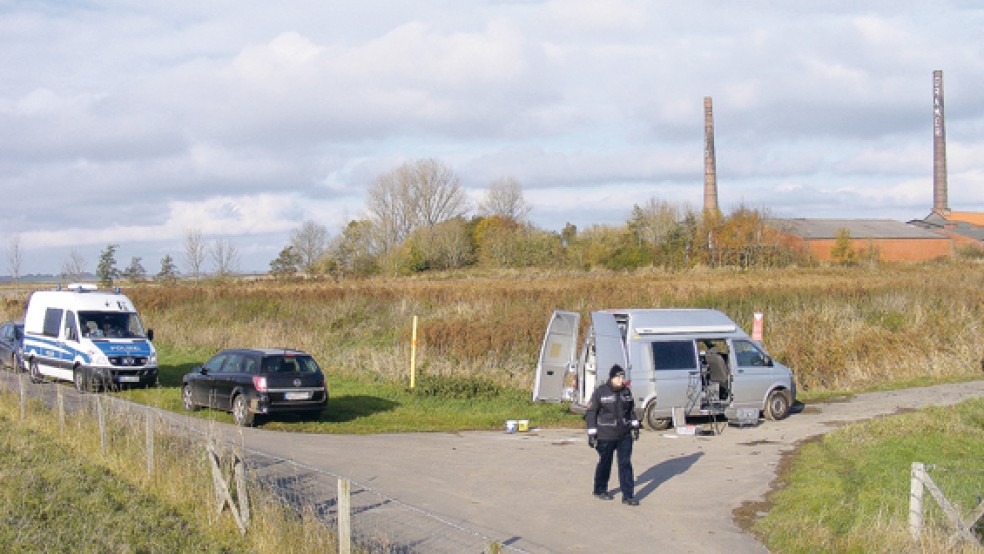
left=6, top=236, right=23, bottom=282
left=627, top=198, right=681, bottom=248
left=478, top=176, right=532, bottom=223
left=182, top=228, right=207, bottom=278
left=289, top=220, right=330, bottom=272
left=61, top=249, right=87, bottom=281
left=210, top=239, right=240, bottom=276
left=367, top=159, right=470, bottom=252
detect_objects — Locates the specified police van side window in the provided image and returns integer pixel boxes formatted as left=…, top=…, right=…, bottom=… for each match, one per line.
left=651, top=341, right=698, bottom=371
left=43, top=308, right=63, bottom=338
left=64, top=311, right=79, bottom=342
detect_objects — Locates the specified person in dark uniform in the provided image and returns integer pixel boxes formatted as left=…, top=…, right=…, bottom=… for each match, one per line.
left=585, top=364, right=641, bottom=506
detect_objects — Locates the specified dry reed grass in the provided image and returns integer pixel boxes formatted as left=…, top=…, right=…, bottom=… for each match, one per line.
left=2, top=262, right=982, bottom=393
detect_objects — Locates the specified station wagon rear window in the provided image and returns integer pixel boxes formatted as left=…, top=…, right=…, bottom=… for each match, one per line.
left=650, top=340, right=698, bottom=371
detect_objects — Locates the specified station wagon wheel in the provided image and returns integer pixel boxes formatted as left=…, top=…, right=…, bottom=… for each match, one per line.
left=643, top=400, right=672, bottom=431
left=232, top=394, right=254, bottom=427
left=29, top=359, right=44, bottom=384
left=182, top=385, right=199, bottom=412
left=764, top=389, right=791, bottom=421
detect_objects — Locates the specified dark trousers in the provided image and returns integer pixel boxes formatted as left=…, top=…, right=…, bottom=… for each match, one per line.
left=593, top=433, right=634, bottom=499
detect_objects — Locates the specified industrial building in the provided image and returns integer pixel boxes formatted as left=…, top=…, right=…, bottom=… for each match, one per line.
left=699, top=71, right=982, bottom=263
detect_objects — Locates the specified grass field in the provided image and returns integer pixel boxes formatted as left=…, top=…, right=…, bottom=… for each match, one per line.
left=2, top=262, right=983, bottom=432
left=750, top=397, right=984, bottom=553
left=1, top=262, right=982, bottom=552
left=0, top=390, right=338, bottom=553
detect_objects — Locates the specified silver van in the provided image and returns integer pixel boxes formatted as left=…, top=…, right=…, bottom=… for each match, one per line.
left=532, top=309, right=796, bottom=429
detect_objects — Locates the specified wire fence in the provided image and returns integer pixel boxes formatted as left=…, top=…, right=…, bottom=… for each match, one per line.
left=0, top=371, right=525, bottom=553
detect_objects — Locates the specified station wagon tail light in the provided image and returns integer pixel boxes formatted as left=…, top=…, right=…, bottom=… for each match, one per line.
left=253, top=375, right=268, bottom=392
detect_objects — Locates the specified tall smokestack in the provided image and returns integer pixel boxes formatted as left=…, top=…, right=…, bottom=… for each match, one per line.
left=703, top=96, right=719, bottom=213
left=933, top=70, right=949, bottom=215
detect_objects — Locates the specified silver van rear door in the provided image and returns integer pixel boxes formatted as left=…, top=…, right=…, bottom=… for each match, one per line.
left=590, top=311, right=629, bottom=381
left=533, top=310, right=580, bottom=402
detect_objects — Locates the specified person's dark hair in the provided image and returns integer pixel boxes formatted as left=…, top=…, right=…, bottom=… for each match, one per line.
left=609, top=365, right=625, bottom=379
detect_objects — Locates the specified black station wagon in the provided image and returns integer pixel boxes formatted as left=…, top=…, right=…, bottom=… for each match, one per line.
left=182, top=348, right=329, bottom=426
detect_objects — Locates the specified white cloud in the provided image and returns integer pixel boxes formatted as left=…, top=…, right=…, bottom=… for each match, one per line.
left=3, top=1, right=984, bottom=274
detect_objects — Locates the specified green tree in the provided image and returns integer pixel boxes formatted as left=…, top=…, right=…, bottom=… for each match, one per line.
left=270, top=245, right=303, bottom=277
left=122, top=256, right=146, bottom=282
left=156, top=254, right=179, bottom=284
left=96, top=244, right=120, bottom=287
left=830, top=228, right=858, bottom=265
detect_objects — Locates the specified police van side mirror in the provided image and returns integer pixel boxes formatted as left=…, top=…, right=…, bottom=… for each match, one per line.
left=147, top=329, right=154, bottom=342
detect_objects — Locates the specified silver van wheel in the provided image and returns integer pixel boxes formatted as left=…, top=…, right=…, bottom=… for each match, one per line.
left=764, top=389, right=791, bottom=421
left=644, top=401, right=671, bottom=430
left=232, top=395, right=254, bottom=427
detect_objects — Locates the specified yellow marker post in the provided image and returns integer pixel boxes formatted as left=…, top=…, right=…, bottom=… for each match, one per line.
left=409, top=315, right=418, bottom=389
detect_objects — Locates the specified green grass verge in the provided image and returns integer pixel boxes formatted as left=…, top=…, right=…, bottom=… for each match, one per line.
left=118, top=344, right=584, bottom=433
left=751, top=397, right=984, bottom=553
left=0, top=405, right=246, bottom=553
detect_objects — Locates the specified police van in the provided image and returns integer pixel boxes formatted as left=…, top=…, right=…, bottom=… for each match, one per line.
left=533, top=309, right=796, bottom=430
left=22, top=284, right=158, bottom=391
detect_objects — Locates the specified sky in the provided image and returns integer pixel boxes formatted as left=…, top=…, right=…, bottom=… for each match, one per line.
left=2, top=1, right=983, bottom=276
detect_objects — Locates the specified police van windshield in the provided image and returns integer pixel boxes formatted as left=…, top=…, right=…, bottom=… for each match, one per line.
left=79, top=312, right=147, bottom=339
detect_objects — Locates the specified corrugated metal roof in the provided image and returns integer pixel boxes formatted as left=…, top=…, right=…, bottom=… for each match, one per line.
left=771, top=219, right=946, bottom=240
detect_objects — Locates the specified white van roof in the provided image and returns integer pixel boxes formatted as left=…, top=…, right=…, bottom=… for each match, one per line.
left=605, top=308, right=748, bottom=337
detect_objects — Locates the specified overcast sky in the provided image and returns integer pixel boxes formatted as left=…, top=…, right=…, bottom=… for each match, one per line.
left=3, top=1, right=983, bottom=275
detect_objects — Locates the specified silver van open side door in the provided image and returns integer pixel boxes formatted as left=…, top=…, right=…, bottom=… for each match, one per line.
left=533, top=310, right=579, bottom=402
left=589, top=311, right=630, bottom=385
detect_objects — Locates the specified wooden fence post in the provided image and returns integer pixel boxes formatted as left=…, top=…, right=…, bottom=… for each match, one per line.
left=338, top=478, right=351, bottom=554
left=207, top=442, right=248, bottom=535
left=145, top=412, right=154, bottom=477
left=18, top=373, right=26, bottom=419
left=909, top=462, right=924, bottom=542
left=96, top=396, right=106, bottom=455
left=57, top=385, right=64, bottom=434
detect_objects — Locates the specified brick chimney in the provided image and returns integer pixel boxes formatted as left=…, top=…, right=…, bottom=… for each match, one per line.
left=703, top=96, right=719, bottom=213
left=932, top=70, right=949, bottom=216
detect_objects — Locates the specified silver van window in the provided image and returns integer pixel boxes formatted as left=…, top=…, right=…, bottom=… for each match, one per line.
left=651, top=341, right=698, bottom=371
left=734, top=340, right=771, bottom=367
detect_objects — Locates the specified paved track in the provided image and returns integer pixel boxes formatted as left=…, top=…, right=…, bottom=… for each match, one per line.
left=4, top=370, right=982, bottom=552
left=239, top=380, right=984, bottom=553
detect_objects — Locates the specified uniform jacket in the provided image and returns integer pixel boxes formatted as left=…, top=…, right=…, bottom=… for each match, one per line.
left=585, top=380, right=638, bottom=441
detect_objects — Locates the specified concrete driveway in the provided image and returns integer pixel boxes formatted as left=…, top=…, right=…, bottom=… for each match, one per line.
left=237, top=380, right=984, bottom=553
left=2, top=370, right=980, bottom=553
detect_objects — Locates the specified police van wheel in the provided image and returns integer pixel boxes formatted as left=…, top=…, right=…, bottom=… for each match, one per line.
left=73, top=368, right=89, bottom=393
left=764, top=389, right=791, bottom=421
left=29, top=359, right=43, bottom=384
left=644, top=401, right=671, bottom=431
